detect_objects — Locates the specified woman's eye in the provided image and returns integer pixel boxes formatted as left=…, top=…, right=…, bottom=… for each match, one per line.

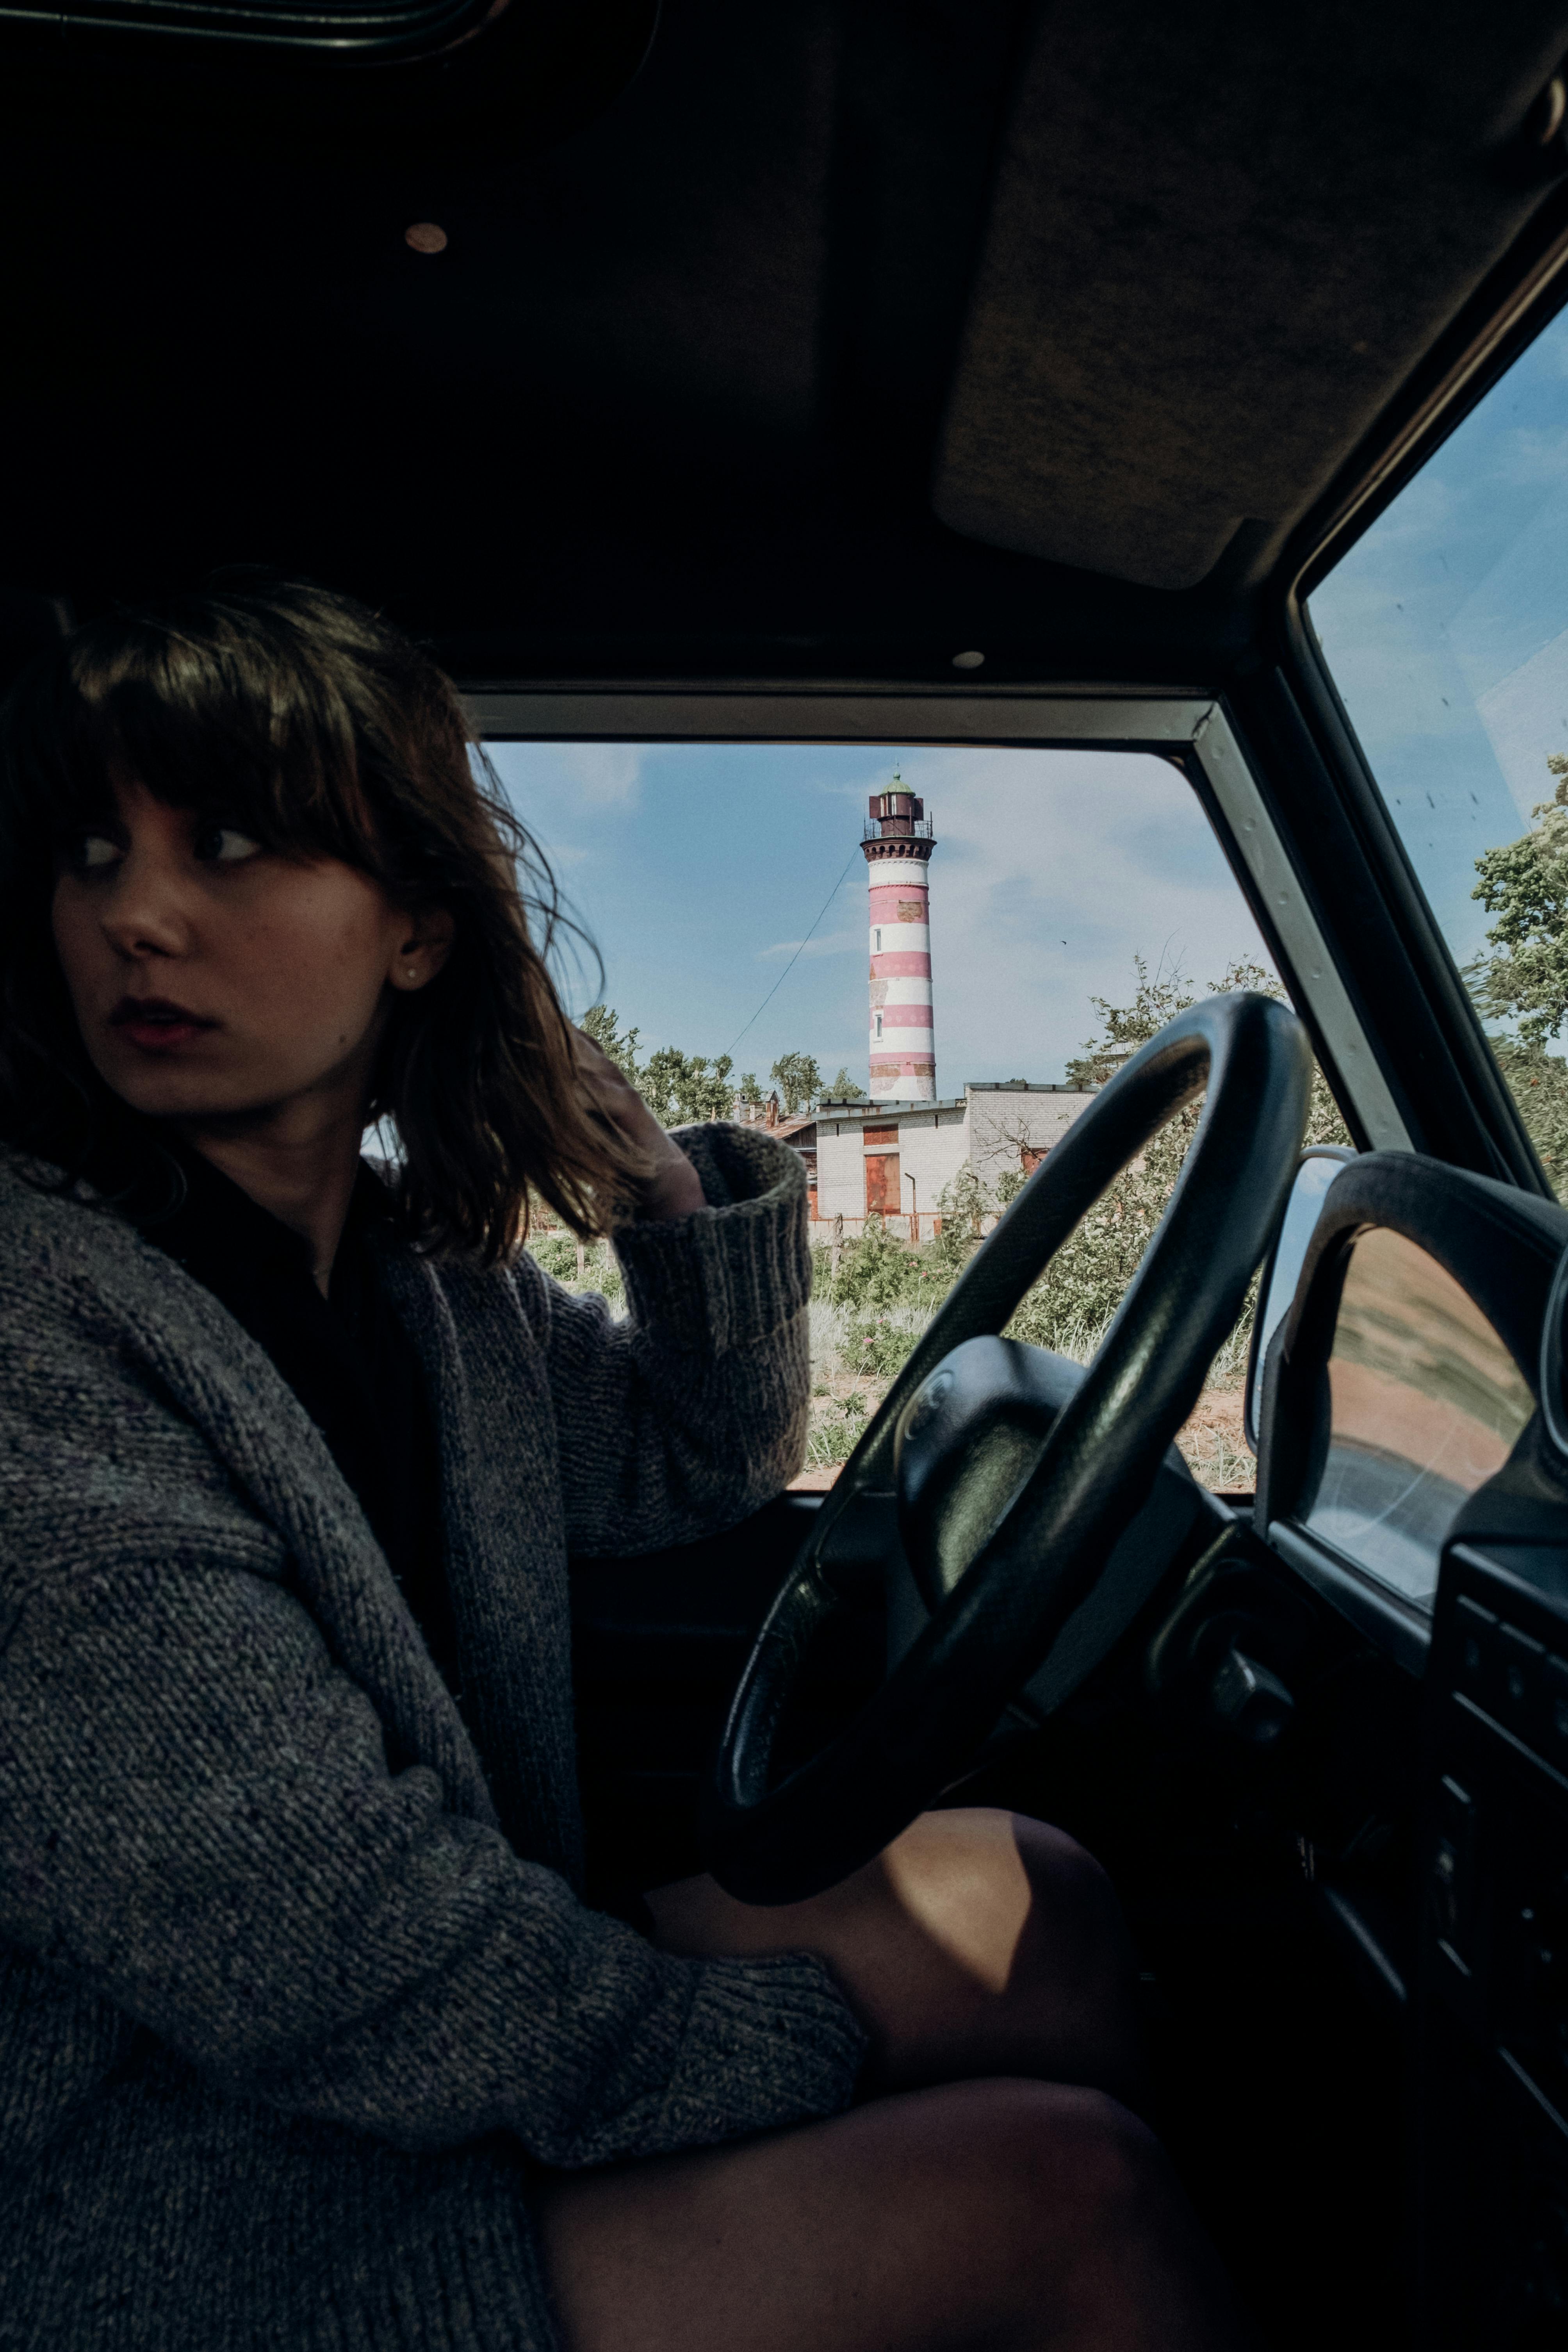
left=193, top=824, right=262, bottom=866
left=75, top=833, right=121, bottom=871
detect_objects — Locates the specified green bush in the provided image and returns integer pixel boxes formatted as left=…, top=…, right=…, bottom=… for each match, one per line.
left=843, top=1312, right=921, bottom=1381
left=815, top=1217, right=948, bottom=1310
left=932, top=1162, right=989, bottom=1269
left=580, top=1246, right=624, bottom=1308
left=527, top=1233, right=579, bottom=1282
left=526, top=1231, right=624, bottom=1307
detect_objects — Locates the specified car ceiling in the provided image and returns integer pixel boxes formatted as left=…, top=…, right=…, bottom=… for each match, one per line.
left=4, top=0, right=1568, bottom=686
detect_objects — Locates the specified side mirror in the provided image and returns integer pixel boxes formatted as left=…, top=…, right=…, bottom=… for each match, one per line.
left=1244, top=1147, right=1356, bottom=1450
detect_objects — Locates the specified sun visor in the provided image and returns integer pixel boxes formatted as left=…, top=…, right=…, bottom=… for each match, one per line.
left=931, top=2, right=1568, bottom=590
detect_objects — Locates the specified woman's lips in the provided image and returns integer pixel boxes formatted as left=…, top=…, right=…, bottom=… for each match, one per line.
left=108, top=996, right=218, bottom=1051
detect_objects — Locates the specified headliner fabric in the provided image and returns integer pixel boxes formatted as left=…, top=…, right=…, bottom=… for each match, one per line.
left=934, top=0, right=1568, bottom=589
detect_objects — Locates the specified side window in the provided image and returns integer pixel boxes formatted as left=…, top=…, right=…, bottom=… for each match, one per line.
left=1309, top=304, right=1568, bottom=1192
left=486, top=739, right=1326, bottom=1492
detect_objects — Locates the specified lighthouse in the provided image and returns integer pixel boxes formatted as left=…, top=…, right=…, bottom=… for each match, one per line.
left=863, top=772, right=936, bottom=1100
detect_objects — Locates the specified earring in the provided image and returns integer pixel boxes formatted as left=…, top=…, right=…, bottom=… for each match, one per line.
left=406, top=966, right=418, bottom=980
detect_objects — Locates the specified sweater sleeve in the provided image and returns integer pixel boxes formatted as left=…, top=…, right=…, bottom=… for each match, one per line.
left=0, top=1532, right=865, bottom=2168
left=525, top=1122, right=814, bottom=1555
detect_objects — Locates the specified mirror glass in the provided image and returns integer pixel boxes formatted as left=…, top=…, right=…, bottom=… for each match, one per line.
left=1248, top=1150, right=1354, bottom=1441
left=1302, top=1226, right=1534, bottom=1605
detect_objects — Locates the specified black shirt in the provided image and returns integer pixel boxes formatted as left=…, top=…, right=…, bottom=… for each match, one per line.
left=142, top=1146, right=460, bottom=1691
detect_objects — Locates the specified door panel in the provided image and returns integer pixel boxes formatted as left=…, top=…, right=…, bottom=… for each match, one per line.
left=865, top=1150, right=900, bottom=1217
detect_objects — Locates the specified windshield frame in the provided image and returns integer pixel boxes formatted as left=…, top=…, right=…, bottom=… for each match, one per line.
left=466, top=683, right=1408, bottom=1160
left=1269, top=196, right=1568, bottom=1200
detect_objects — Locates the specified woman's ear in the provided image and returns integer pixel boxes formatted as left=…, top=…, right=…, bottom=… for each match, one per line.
left=387, top=904, right=456, bottom=994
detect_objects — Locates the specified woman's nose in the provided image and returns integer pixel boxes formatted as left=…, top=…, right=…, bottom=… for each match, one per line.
left=99, top=853, right=193, bottom=960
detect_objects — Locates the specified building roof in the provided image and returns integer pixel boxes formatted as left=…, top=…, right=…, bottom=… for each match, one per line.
left=815, top=1081, right=1094, bottom=1122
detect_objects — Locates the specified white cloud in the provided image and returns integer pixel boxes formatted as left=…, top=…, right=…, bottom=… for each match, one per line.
left=547, top=744, right=646, bottom=807
left=881, top=747, right=1278, bottom=1083
left=1476, top=627, right=1568, bottom=824
left=487, top=740, right=646, bottom=815
left=757, top=926, right=862, bottom=961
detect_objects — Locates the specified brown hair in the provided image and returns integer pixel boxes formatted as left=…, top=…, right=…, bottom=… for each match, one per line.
left=0, top=575, right=647, bottom=1259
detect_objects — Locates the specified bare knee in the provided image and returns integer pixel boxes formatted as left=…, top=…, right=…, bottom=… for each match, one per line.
left=1009, top=1814, right=1118, bottom=1926
left=542, top=2083, right=1244, bottom=2352
left=905, top=2079, right=1178, bottom=2333
left=965, top=2076, right=1157, bottom=2225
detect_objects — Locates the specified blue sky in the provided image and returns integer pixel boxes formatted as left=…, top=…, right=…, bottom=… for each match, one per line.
left=1310, top=299, right=1568, bottom=975
left=484, top=741, right=1276, bottom=1090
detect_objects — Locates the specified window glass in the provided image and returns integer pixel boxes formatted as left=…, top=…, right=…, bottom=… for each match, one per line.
left=1301, top=1227, right=1533, bottom=1606
left=484, top=739, right=1315, bottom=1493
left=1309, top=303, right=1568, bottom=1190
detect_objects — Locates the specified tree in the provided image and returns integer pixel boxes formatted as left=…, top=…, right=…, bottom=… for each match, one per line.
left=576, top=1006, right=734, bottom=1128
left=826, top=1067, right=868, bottom=1101
left=1211, top=960, right=1350, bottom=1150
left=933, top=1162, right=991, bottom=1268
left=1008, top=955, right=1348, bottom=1351
left=770, top=1051, right=823, bottom=1115
left=1469, top=758, right=1568, bottom=1191
left=735, top=1071, right=764, bottom=1106
left=1063, top=956, right=1197, bottom=1090
left=579, top=1003, right=640, bottom=1079
left=1471, top=757, right=1568, bottom=1046
left=638, top=1046, right=736, bottom=1126
left=1486, top=1039, right=1568, bottom=1187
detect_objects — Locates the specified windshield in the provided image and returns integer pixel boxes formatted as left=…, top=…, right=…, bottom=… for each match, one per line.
left=1308, top=299, right=1568, bottom=1191
left=485, top=738, right=1332, bottom=1493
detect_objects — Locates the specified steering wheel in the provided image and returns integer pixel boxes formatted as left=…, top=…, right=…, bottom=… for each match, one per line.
left=704, top=991, right=1312, bottom=1903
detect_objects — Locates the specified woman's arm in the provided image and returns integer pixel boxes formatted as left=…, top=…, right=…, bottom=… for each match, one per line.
left=524, top=1120, right=815, bottom=1556
left=0, top=1523, right=863, bottom=2168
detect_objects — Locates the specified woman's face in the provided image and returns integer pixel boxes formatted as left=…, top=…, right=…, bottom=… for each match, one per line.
left=51, top=770, right=442, bottom=1130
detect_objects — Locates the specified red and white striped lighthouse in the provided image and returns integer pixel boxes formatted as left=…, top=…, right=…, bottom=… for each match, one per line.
left=864, top=772, right=936, bottom=1101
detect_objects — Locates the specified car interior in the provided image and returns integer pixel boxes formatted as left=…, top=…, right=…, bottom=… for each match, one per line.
left=10, top=2, right=1568, bottom=2344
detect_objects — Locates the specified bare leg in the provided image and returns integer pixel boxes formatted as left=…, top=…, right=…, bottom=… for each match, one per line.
left=539, top=2078, right=1253, bottom=2352
left=647, top=1806, right=1144, bottom=2106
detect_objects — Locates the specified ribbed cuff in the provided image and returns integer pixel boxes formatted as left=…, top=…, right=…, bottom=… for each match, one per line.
left=656, top=1951, right=868, bottom=2148
left=614, top=1124, right=813, bottom=1356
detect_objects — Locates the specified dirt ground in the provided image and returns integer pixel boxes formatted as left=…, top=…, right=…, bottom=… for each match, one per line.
left=1172, top=1386, right=1251, bottom=1492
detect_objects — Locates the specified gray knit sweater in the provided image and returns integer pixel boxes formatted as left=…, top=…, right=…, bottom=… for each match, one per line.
left=0, top=1121, right=866, bottom=2352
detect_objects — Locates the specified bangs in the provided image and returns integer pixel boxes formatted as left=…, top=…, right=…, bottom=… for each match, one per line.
left=18, top=593, right=384, bottom=873
left=0, top=572, right=649, bottom=1258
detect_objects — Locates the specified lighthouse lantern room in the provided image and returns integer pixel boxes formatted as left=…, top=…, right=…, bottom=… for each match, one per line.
left=863, top=772, right=936, bottom=1101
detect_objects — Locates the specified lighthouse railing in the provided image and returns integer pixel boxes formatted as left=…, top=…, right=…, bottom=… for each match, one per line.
left=861, top=817, right=935, bottom=844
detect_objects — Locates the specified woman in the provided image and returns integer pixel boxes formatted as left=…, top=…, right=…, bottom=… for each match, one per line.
left=0, top=580, right=1247, bottom=2351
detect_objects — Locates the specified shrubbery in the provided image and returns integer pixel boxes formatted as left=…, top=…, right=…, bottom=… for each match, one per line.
left=523, top=1231, right=623, bottom=1306
left=527, top=1233, right=579, bottom=1283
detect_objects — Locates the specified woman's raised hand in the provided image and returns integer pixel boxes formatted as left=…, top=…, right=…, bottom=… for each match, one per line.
left=572, top=1029, right=707, bottom=1222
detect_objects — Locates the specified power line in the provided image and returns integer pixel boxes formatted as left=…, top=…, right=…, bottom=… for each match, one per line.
left=726, top=844, right=861, bottom=1057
